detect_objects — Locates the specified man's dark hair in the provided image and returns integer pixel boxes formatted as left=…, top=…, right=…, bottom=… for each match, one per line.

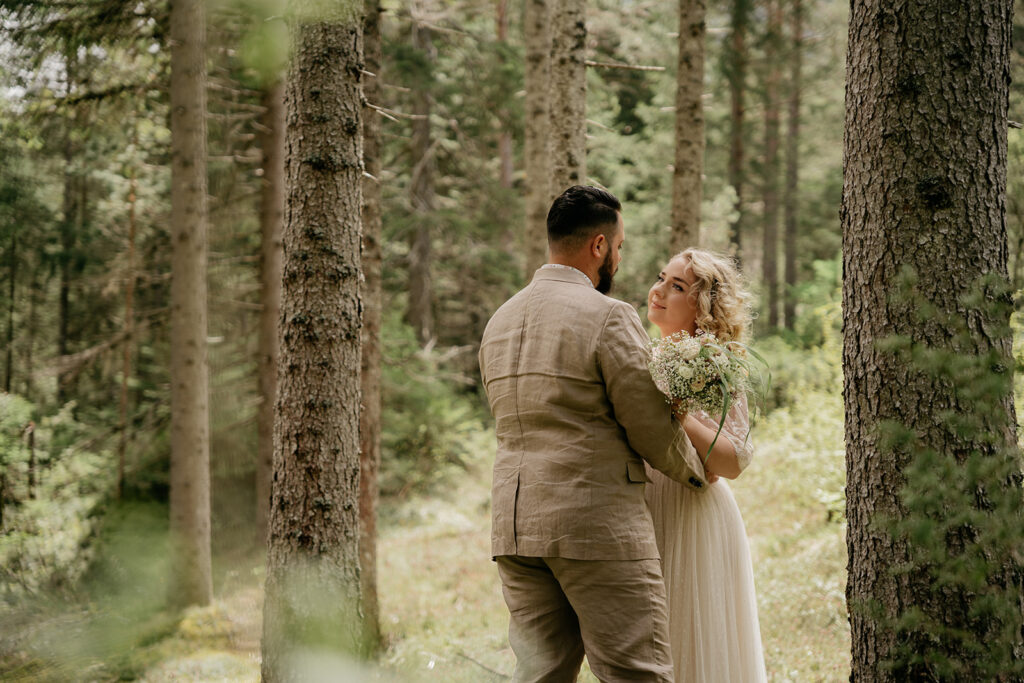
left=547, top=185, right=622, bottom=251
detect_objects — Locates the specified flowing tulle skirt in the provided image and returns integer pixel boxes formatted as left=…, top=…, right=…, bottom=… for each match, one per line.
left=645, top=466, right=767, bottom=683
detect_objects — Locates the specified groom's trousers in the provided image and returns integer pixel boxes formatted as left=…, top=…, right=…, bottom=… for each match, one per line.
left=496, top=555, right=674, bottom=683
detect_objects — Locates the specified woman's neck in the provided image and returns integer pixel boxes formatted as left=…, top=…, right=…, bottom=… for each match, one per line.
left=656, top=323, right=696, bottom=338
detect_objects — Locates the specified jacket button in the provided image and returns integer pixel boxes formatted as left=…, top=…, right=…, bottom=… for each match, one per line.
left=689, top=477, right=703, bottom=488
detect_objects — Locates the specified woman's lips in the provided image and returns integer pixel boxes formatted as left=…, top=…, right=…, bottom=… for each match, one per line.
left=650, top=301, right=666, bottom=310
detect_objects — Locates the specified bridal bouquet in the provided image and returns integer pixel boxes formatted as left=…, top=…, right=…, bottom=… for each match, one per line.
left=648, top=330, right=767, bottom=463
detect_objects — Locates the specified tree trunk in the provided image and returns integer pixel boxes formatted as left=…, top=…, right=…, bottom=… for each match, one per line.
left=670, top=0, right=706, bottom=253
left=359, top=0, right=384, bottom=652
left=548, top=0, right=587, bottom=197
left=843, top=1, right=1023, bottom=679
left=407, top=6, right=435, bottom=347
left=496, top=0, right=513, bottom=190
left=26, top=423, right=35, bottom=501
left=58, top=48, right=76, bottom=405
left=761, top=0, right=782, bottom=329
left=5, top=230, right=14, bottom=394
left=256, top=80, right=285, bottom=544
left=118, top=156, right=138, bottom=500
left=168, top=0, right=213, bottom=609
left=25, top=266, right=37, bottom=400
left=726, top=0, right=748, bottom=262
left=782, top=0, right=801, bottom=331
left=524, top=0, right=550, bottom=276
left=1015, top=225, right=1024, bottom=291
left=260, top=6, right=365, bottom=677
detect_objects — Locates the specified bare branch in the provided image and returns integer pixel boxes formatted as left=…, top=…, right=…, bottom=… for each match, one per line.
left=368, top=103, right=427, bottom=121
left=584, top=60, right=665, bottom=72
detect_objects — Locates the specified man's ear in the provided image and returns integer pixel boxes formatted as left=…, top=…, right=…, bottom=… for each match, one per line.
left=590, top=233, right=606, bottom=259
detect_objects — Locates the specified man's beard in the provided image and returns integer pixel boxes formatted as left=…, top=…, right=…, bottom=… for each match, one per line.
left=596, top=250, right=615, bottom=294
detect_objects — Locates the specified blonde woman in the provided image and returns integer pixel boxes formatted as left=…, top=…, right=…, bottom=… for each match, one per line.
left=645, top=248, right=767, bottom=682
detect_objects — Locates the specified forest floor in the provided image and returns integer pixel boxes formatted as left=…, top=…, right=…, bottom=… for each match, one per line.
left=133, top=384, right=850, bottom=682
left=2, top=385, right=850, bottom=682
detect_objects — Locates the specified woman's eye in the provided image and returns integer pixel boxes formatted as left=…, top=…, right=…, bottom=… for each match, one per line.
left=655, top=275, right=664, bottom=283
left=672, top=284, right=683, bottom=292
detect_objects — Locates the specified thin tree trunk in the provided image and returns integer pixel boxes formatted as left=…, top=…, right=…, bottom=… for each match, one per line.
left=5, top=231, right=14, bottom=393
left=761, top=0, right=782, bottom=329
left=782, top=0, right=801, bottom=331
left=261, top=5, right=365, bottom=677
left=58, top=48, right=76, bottom=404
left=524, top=0, right=550, bottom=276
left=1015, top=223, right=1024, bottom=290
left=407, top=8, right=435, bottom=346
left=256, top=80, right=285, bottom=544
left=496, top=0, right=513, bottom=190
left=548, top=0, right=587, bottom=196
left=843, top=1, right=1023, bottom=678
left=24, top=266, right=37, bottom=400
left=671, top=0, right=706, bottom=253
left=26, top=423, right=35, bottom=500
left=168, top=0, right=213, bottom=609
left=727, top=0, right=748, bottom=262
left=118, top=156, right=138, bottom=500
left=360, top=0, right=384, bottom=653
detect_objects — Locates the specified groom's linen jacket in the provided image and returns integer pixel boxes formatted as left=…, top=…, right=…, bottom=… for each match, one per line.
left=479, top=267, right=707, bottom=561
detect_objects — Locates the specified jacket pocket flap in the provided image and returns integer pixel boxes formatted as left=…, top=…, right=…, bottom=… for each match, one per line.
left=626, top=460, right=650, bottom=483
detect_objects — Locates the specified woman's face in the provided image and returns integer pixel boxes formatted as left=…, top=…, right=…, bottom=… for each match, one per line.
left=647, top=256, right=698, bottom=336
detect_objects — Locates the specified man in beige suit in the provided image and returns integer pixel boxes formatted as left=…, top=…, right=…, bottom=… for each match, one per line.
left=479, top=186, right=708, bottom=682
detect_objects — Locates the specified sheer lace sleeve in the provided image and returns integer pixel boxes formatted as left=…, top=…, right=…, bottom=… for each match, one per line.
left=695, top=394, right=755, bottom=474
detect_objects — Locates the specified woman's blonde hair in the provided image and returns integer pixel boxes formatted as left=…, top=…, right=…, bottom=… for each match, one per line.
left=673, top=248, right=753, bottom=343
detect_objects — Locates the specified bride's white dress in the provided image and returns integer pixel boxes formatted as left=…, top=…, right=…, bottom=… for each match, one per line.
left=645, top=396, right=767, bottom=683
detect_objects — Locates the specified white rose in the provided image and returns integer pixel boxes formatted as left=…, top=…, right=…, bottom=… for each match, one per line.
left=677, top=338, right=701, bottom=360
left=676, top=365, right=694, bottom=380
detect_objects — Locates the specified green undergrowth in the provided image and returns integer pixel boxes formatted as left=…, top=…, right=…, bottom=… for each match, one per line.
left=377, top=376, right=852, bottom=681
left=14, top=316, right=1024, bottom=680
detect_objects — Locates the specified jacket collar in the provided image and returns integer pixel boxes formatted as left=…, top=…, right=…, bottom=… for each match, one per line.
left=533, top=264, right=596, bottom=288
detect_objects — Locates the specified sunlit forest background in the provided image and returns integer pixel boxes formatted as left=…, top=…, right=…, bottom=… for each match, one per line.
left=1, top=0, right=1023, bottom=680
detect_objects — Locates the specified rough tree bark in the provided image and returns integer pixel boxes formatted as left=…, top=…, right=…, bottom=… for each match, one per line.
left=548, top=0, right=586, bottom=197
left=761, top=0, right=782, bottom=329
left=782, top=0, right=801, bottom=330
left=359, top=0, right=384, bottom=652
left=727, top=0, right=748, bottom=261
left=524, top=0, right=550, bottom=276
left=260, top=4, right=365, bottom=677
left=256, top=79, right=285, bottom=543
left=670, top=0, right=706, bottom=253
left=843, top=1, right=1023, bottom=678
left=168, top=0, right=212, bottom=609
left=407, top=4, right=435, bottom=347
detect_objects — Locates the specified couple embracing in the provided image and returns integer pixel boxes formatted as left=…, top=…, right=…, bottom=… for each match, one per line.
left=479, top=186, right=766, bottom=682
